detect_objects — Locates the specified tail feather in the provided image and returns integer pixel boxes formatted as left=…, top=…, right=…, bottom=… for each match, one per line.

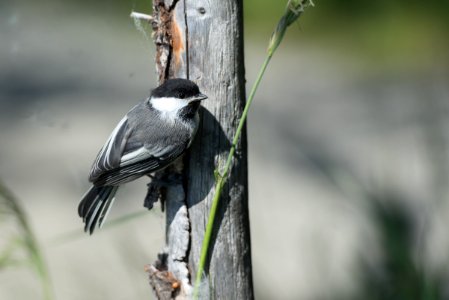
left=84, top=187, right=110, bottom=233
left=78, top=186, right=98, bottom=218
left=99, top=195, right=116, bottom=228
left=78, top=186, right=118, bottom=234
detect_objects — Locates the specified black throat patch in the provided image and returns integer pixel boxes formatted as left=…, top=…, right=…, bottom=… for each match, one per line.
left=179, top=101, right=201, bottom=121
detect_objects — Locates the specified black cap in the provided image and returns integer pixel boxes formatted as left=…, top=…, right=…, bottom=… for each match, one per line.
left=151, top=78, right=201, bottom=100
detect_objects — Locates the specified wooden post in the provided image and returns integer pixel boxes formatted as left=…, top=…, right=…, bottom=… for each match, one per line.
left=146, top=0, right=253, bottom=299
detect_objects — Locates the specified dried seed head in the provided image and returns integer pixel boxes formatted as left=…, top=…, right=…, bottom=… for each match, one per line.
left=268, top=0, right=314, bottom=55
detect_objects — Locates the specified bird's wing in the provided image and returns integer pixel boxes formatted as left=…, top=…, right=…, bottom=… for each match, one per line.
left=92, top=142, right=186, bottom=186
left=89, top=113, right=188, bottom=186
left=89, top=116, right=131, bottom=182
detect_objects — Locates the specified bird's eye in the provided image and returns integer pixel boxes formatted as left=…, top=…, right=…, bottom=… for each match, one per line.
left=179, top=92, right=185, bottom=99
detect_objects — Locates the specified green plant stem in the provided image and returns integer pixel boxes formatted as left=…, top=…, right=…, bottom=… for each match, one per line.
left=192, top=2, right=312, bottom=297
left=0, top=181, right=53, bottom=300
left=192, top=53, right=273, bottom=300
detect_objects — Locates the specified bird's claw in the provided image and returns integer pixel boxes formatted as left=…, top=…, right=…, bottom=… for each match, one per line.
left=144, top=173, right=183, bottom=210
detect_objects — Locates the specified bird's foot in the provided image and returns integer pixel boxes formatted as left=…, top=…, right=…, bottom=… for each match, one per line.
left=144, top=173, right=183, bottom=210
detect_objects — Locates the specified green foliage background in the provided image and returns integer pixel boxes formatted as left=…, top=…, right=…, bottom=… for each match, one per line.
left=57, top=0, right=449, bottom=69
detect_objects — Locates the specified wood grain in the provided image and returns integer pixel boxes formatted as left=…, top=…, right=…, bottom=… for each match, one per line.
left=152, top=0, right=253, bottom=298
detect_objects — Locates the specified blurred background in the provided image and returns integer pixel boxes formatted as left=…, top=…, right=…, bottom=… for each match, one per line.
left=1, top=0, right=449, bottom=299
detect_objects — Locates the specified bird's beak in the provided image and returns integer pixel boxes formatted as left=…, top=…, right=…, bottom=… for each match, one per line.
left=190, top=93, right=208, bottom=102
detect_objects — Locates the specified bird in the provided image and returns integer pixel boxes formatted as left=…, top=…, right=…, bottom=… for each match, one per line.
left=78, top=78, right=207, bottom=234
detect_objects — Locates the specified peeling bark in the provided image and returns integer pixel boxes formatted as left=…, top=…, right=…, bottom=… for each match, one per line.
left=146, top=0, right=253, bottom=299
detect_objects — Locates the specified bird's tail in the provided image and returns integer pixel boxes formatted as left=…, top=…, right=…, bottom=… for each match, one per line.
left=78, top=185, right=119, bottom=234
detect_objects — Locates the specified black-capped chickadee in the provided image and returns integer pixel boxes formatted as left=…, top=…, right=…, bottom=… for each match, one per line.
left=78, top=78, right=207, bottom=234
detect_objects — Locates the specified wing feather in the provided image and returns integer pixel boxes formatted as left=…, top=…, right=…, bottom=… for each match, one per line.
left=88, top=103, right=192, bottom=186
left=89, top=116, right=130, bottom=182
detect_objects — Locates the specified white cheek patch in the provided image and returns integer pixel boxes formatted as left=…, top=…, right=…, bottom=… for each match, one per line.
left=150, top=97, right=188, bottom=113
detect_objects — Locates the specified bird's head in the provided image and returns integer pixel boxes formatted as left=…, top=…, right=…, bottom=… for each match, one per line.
left=149, top=79, right=208, bottom=116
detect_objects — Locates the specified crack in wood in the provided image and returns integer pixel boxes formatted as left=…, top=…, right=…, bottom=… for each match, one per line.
left=152, top=0, right=184, bottom=84
left=182, top=1, right=189, bottom=79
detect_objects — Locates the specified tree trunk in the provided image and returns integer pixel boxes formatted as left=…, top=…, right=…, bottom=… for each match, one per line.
left=148, top=0, right=253, bottom=299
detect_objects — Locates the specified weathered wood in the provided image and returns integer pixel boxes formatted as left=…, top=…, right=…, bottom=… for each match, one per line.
left=181, top=2, right=253, bottom=299
left=149, top=0, right=253, bottom=299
